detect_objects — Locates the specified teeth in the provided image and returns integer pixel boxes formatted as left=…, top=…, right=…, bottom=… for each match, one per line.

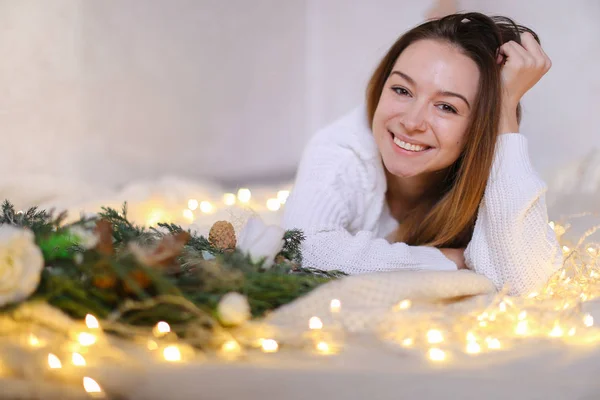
left=393, top=136, right=428, bottom=152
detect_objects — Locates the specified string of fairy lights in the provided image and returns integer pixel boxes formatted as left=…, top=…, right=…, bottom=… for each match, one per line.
left=2, top=202, right=600, bottom=397
left=144, top=187, right=290, bottom=228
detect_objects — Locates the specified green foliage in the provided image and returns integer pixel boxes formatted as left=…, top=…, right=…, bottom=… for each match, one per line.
left=0, top=200, right=346, bottom=346
left=0, top=200, right=63, bottom=236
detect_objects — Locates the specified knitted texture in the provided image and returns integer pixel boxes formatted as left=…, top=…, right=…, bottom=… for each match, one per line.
left=266, top=270, right=497, bottom=334
left=282, top=105, right=563, bottom=296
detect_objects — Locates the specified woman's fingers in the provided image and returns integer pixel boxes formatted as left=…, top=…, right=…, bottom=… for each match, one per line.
left=520, top=32, right=550, bottom=70
left=496, top=32, right=552, bottom=104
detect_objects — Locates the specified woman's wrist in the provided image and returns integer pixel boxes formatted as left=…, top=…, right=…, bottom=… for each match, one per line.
left=499, top=101, right=519, bottom=134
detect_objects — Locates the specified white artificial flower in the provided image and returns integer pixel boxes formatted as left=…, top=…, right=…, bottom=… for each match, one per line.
left=69, top=225, right=99, bottom=250
left=237, top=216, right=285, bottom=269
left=217, top=292, right=251, bottom=326
left=0, top=226, right=45, bottom=307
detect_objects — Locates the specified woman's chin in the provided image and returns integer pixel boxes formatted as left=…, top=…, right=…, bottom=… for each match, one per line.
left=384, top=164, right=424, bottom=179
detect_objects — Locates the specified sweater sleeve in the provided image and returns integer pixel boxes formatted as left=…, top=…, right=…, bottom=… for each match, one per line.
left=464, top=134, right=563, bottom=296
left=282, top=140, right=457, bottom=274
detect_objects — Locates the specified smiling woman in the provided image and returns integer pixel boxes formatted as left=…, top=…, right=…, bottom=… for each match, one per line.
left=282, top=12, right=563, bottom=296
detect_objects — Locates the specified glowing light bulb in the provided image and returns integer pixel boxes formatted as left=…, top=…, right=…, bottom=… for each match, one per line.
left=153, top=321, right=171, bottom=337
left=562, top=246, right=570, bottom=253
left=28, top=333, right=42, bottom=347
left=72, top=352, right=86, bottom=366
left=85, top=314, right=99, bottom=329
left=261, top=339, right=279, bottom=353
left=266, top=198, right=281, bottom=211
left=427, top=348, right=446, bottom=362
left=548, top=221, right=555, bottom=230
left=584, top=314, right=594, bottom=327
left=223, top=193, right=236, bottom=206
left=277, top=190, right=290, bottom=204
left=83, top=377, right=102, bottom=394
left=568, top=327, right=577, bottom=336
left=549, top=324, right=564, bottom=338
left=528, top=292, right=539, bottom=299
left=163, top=345, right=182, bottom=362
left=466, top=342, right=481, bottom=354
left=48, top=353, right=62, bottom=369
left=486, top=337, right=501, bottom=349
left=309, top=316, right=323, bottom=330
left=466, top=332, right=477, bottom=342
left=401, top=337, right=414, bottom=347
left=187, top=199, right=199, bottom=211
left=200, top=201, right=214, bottom=214
left=221, top=340, right=241, bottom=353
left=330, top=299, right=341, bottom=313
left=237, top=188, right=251, bottom=203
left=560, top=269, right=567, bottom=279
left=182, top=209, right=194, bottom=223
left=78, top=332, right=97, bottom=346
left=393, top=299, right=412, bottom=311
left=518, top=311, right=527, bottom=320
left=146, top=209, right=166, bottom=227
left=498, top=302, right=507, bottom=312
left=426, top=329, right=444, bottom=344
left=316, top=341, right=331, bottom=354
left=515, top=320, right=529, bottom=336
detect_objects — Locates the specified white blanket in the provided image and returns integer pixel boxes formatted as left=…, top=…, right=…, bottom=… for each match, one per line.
left=267, top=270, right=497, bottom=334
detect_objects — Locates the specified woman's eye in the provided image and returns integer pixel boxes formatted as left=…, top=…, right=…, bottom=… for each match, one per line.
left=438, top=104, right=458, bottom=114
left=392, top=87, right=410, bottom=96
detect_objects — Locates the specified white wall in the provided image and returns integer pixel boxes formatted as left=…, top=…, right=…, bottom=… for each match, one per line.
left=0, top=0, right=598, bottom=189
left=460, top=0, right=600, bottom=177
left=0, top=0, right=309, bottom=187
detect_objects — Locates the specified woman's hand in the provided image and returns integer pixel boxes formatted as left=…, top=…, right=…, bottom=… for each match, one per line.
left=497, top=32, right=552, bottom=133
left=439, top=247, right=467, bottom=270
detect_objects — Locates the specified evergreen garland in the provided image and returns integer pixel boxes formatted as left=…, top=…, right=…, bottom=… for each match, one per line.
left=0, top=200, right=345, bottom=346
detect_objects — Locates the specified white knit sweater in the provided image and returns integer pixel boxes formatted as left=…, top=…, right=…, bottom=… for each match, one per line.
left=282, top=105, right=563, bottom=296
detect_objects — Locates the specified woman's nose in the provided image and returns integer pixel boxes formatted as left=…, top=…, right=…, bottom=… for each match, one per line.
left=400, top=104, right=427, bottom=132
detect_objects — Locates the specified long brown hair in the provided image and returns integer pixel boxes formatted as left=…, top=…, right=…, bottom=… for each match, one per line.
left=366, top=12, right=540, bottom=248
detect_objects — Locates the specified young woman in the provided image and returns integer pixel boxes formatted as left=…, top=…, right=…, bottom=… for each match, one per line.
left=282, top=12, right=563, bottom=296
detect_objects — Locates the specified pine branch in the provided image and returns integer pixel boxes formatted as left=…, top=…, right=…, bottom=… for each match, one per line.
left=279, top=228, right=305, bottom=264
left=156, top=222, right=216, bottom=254
left=0, top=199, right=64, bottom=236
left=98, top=203, right=147, bottom=244
left=0, top=199, right=343, bottom=349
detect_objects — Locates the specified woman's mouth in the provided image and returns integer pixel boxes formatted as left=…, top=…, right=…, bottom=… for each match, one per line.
left=389, top=131, right=432, bottom=153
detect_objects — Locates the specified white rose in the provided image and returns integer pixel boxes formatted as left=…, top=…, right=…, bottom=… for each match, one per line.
left=217, top=292, right=251, bottom=326
left=237, top=216, right=285, bottom=269
left=0, top=226, right=44, bottom=307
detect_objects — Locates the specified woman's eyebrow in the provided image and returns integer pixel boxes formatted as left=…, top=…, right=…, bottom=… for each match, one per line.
left=390, top=70, right=471, bottom=110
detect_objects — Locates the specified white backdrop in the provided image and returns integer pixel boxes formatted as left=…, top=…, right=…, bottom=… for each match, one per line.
left=0, top=0, right=598, bottom=192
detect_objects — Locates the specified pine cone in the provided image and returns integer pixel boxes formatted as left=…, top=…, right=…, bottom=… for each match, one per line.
left=123, top=269, right=152, bottom=294
left=93, top=273, right=117, bottom=289
left=209, top=221, right=236, bottom=251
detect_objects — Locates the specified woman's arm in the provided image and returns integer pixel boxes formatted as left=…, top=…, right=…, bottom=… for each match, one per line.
left=464, top=31, right=561, bottom=295
left=464, top=134, right=563, bottom=295
left=282, top=142, right=457, bottom=274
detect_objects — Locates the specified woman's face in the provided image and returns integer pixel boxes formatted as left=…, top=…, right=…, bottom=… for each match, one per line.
left=372, top=39, right=480, bottom=179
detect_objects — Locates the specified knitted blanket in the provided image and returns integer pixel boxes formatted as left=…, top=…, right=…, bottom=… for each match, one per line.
left=267, top=270, right=497, bottom=334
